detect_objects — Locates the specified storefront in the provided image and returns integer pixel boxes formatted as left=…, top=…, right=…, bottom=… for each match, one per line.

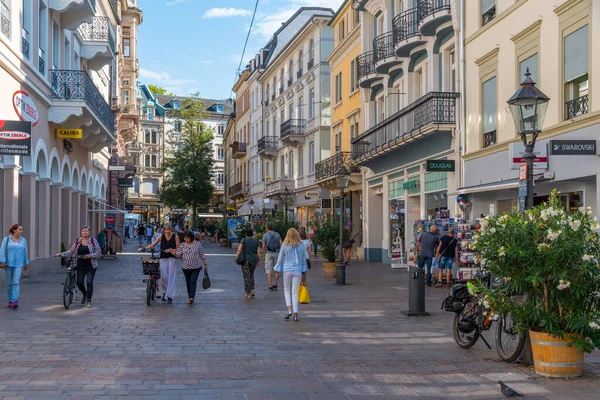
left=294, top=188, right=329, bottom=228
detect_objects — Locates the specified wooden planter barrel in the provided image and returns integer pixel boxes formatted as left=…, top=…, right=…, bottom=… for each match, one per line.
left=529, top=330, right=584, bottom=377
left=323, top=262, right=336, bottom=278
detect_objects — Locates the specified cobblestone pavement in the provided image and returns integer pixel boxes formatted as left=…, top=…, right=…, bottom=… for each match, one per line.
left=1, top=240, right=599, bottom=400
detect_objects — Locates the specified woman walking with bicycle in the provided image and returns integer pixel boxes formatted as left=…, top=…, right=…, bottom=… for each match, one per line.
left=56, top=226, right=102, bottom=308
left=167, top=231, right=208, bottom=304
left=142, top=224, right=180, bottom=303
left=0, top=224, right=30, bottom=309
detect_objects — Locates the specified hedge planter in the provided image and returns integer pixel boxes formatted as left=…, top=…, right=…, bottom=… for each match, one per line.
left=530, top=331, right=584, bottom=377
left=323, top=262, right=336, bottom=278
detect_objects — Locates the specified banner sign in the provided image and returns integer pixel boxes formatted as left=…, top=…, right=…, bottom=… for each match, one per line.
left=550, top=140, right=596, bottom=155
left=56, top=128, right=83, bottom=138
left=509, top=142, right=548, bottom=169
left=12, top=90, right=39, bottom=126
left=0, top=120, right=32, bottom=156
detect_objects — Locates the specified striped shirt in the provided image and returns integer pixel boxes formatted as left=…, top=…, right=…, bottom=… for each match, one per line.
left=175, top=240, right=206, bottom=270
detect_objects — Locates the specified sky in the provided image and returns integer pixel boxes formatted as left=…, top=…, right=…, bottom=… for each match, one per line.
left=137, top=0, right=344, bottom=100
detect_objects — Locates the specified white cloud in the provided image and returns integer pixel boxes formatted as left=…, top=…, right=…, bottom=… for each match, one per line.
left=165, top=0, right=186, bottom=6
left=139, top=68, right=198, bottom=96
left=200, top=60, right=215, bottom=65
left=202, top=7, right=253, bottom=18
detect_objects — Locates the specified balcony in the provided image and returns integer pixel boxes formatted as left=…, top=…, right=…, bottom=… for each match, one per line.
left=373, top=31, right=400, bottom=75
left=352, top=92, right=459, bottom=165
left=21, top=35, right=30, bottom=60
left=393, top=7, right=425, bottom=58
left=78, top=16, right=116, bottom=70
left=125, top=142, right=142, bottom=153
left=417, top=0, right=452, bottom=36
left=565, top=94, right=589, bottom=120
left=257, top=136, right=279, bottom=159
left=231, top=141, right=247, bottom=159
left=308, top=59, right=314, bottom=70
left=357, top=50, right=382, bottom=89
left=214, top=184, right=225, bottom=193
left=229, top=182, right=250, bottom=199
left=49, top=69, right=115, bottom=153
left=280, top=119, right=306, bottom=147
left=142, top=166, right=161, bottom=175
left=315, top=152, right=360, bottom=184
left=49, top=0, right=96, bottom=31
left=38, top=49, right=46, bottom=75
left=265, top=178, right=294, bottom=197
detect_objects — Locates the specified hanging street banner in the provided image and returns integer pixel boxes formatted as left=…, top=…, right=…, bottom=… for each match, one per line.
left=0, top=120, right=32, bottom=156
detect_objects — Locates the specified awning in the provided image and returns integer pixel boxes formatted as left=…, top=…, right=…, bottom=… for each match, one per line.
left=238, top=198, right=275, bottom=216
left=448, top=175, right=543, bottom=196
left=87, top=199, right=127, bottom=214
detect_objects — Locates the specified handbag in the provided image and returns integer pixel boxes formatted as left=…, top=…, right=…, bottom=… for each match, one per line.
left=1, top=237, right=8, bottom=268
left=202, top=270, right=211, bottom=289
left=298, top=282, right=310, bottom=304
left=235, top=239, right=246, bottom=266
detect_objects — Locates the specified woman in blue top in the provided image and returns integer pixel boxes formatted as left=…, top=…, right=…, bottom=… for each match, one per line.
left=0, top=224, right=30, bottom=309
left=274, top=228, right=308, bottom=322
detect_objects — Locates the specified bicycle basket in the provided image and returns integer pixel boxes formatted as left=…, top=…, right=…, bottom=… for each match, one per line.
left=142, top=260, right=160, bottom=275
left=441, top=284, right=469, bottom=313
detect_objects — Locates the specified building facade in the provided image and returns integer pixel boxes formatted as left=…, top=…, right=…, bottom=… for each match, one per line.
left=1, top=0, right=118, bottom=280
left=229, top=69, right=251, bottom=213
left=461, top=0, right=600, bottom=217
left=353, top=0, right=461, bottom=263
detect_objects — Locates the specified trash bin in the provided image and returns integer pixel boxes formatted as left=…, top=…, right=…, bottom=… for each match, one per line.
left=402, top=266, right=430, bottom=316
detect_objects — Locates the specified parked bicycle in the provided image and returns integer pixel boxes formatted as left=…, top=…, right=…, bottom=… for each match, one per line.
left=62, top=256, right=86, bottom=310
left=442, top=271, right=526, bottom=362
left=141, top=249, right=160, bottom=306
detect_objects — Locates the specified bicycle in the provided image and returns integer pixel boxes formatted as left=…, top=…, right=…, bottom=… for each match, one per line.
left=141, top=249, right=160, bottom=306
left=443, top=272, right=526, bottom=362
left=62, top=256, right=86, bottom=310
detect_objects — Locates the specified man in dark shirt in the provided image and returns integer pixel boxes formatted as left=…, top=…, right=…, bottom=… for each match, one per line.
left=137, top=225, right=145, bottom=247
left=436, top=229, right=458, bottom=287
left=416, top=224, right=440, bottom=286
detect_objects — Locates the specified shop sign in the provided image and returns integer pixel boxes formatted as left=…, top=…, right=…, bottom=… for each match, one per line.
left=117, top=177, right=134, bottom=187
left=125, top=204, right=134, bottom=212
left=550, top=140, right=596, bottom=155
left=305, top=191, right=320, bottom=198
left=93, top=159, right=105, bottom=171
left=56, top=128, right=82, bottom=139
left=321, top=199, right=332, bottom=209
left=109, top=165, right=125, bottom=171
left=426, top=159, right=455, bottom=172
left=509, top=142, right=548, bottom=169
left=105, top=217, right=116, bottom=224
left=12, top=90, right=39, bottom=126
left=0, top=120, right=32, bottom=156
left=226, top=205, right=236, bottom=211
left=63, top=139, right=74, bottom=153
left=402, top=180, right=419, bottom=190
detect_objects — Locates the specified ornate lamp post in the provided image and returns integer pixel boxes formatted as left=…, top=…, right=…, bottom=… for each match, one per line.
left=248, top=199, right=255, bottom=227
left=335, top=166, right=351, bottom=285
left=282, top=186, right=293, bottom=224
left=507, top=68, right=550, bottom=210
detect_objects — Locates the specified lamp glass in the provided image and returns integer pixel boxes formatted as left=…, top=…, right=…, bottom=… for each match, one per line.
left=335, top=167, right=351, bottom=190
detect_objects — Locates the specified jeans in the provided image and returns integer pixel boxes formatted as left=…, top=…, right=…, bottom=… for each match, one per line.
left=76, top=265, right=97, bottom=301
left=439, top=256, right=454, bottom=271
left=241, top=262, right=257, bottom=294
left=146, top=235, right=152, bottom=245
left=5, top=267, right=23, bottom=303
left=160, top=258, right=177, bottom=299
left=183, top=268, right=201, bottom=299
left=418, top=255, right=434, bottom=286
left=283, top=272, right=302, bottom=313
left=138, top=235, right=144, bottom=247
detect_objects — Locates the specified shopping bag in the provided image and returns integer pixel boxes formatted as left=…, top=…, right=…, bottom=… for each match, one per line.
left=202, top=270, right=211, bottom=289
left=298, top=282, right=310, bottom=304
left=431, top=257, right=439, bottom=275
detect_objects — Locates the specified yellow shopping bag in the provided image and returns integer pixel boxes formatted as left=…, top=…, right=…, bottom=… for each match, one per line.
left=298, top=282, right=310, bottom=304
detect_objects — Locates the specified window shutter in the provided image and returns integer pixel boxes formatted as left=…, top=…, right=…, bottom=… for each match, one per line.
left=481, top=0, right=495, bottom=12
left=519, top=53, right=538, bottom=83
left=482, top=77, right=497, bottom=133
left=564, top=25, right=588, bottom=83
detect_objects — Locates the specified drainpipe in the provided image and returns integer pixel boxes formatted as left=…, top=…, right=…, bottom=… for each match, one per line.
left=459, top=0, right=467, bottom=190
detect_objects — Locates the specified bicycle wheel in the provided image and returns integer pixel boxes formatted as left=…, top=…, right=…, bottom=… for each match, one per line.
left=453, top=298, right=480, bottom=349
left=63, top=273, right=73, bottom=310
left=151, top=277, right=156, bottom=301
left=146, top=277, right=152, bottom=306
left=496, top=311, right=526, bottom=362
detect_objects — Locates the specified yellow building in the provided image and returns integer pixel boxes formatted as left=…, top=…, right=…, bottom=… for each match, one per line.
left=462, top=0, right=600, bottom=216
left=316, top=0, right=363, bottom=257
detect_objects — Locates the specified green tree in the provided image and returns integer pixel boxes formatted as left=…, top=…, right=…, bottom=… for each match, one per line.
left=160, top=94, right=213, bottom=228
left=147, top=84, right=174, bottom=96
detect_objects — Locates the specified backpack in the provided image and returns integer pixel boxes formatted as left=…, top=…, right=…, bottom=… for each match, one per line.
left=441, top=284, right=469, bottom=313
left=266, top=232, right=281, bottom=253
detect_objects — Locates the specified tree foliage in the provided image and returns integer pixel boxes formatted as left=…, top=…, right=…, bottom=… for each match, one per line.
left=147, top=84, right=173, bottom=96
left=159, top=94, right=214, bottom=228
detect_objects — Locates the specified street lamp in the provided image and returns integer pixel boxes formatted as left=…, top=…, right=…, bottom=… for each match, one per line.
left=335, top=166, right=351, bottom=285
left=507, top=68, right=550, bottom=210
left=282, top=186, right=293, bottom=224
left=248, top=199, right=255, bottom=226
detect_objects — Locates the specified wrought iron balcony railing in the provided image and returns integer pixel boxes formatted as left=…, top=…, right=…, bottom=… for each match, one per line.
left=297, top=69, right=303, bottom=79
left=483, top=130, right=496, bottom=148
left=417, top=0, right=451, bottom=24
left=357, top=50, right=376, bottom=81
left=315, top=152, right=356, bottom=182
left=38, top=48, right=45, bottom=75
left=257, top=136, right=279, bottom=153
left=22, top=36, right=30, bottom=60
left=79, top=17, right=116, bottom=54
left=229, top=182, right=250, bottom=197
left=482, top=5, right=496, bottom=26
left=352, top=92, right=459, bottom=163
left=392, top=7, right=420, bottom=44
left=565, top=94, right=589, bottom=120
left=307, top=59, right=314, bottom=70
left=232, top=141, right=247, bottom=157
left=280, top=119, right=306, bottom=138
left=50, top=69, right=115, bottom=134
left=373, top=31, right=396, bottom=63
left=1, top=13, right=9, bottom=38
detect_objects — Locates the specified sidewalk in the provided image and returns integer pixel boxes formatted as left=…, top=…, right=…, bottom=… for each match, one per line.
left=0, top=240, right=598, bottom=399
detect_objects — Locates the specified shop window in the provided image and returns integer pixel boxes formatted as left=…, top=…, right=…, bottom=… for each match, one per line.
left=389, top=199, right=406, bottom=261
left=405, top=176, right=420, bottom=196
left=564, top=25, right=589, bottom=120
left=425, top=171, right=448, bottom=192
left=388, top=179, right=405, bottom=199
left=426, top=191, right=448, bottom=221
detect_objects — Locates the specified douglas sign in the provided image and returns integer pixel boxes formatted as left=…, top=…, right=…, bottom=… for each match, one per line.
left=0, top=120, right=32, bottom=156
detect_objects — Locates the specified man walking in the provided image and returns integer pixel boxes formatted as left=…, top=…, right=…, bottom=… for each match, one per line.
left=435, top=229, right=458, bottom=287
left=137, top=224, right=145, bottom=247
left=262, top=223, right=282, bottom=291
left=145, top=224, right=153, bottom=245
left=415, top=224, right=440, bottom=287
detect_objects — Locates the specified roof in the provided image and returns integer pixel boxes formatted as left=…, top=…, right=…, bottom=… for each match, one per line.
left=139, top=84, right=166, bottom=116
left=154, top=94, right=234, bottom=117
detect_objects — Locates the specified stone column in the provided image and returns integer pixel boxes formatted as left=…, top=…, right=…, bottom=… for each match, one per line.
left=71, top=190, right=82, bottom=239
left=38, top=178, right=52, bottom=257
left=19, top=173, right=37, bottom=262
left=61, top=187, right=73, bottom=246
left=2, top=165, right=21, bottom=234
left=50, top=183, right=63, bottom=254
left=89, top=197, right=96, bottom=236
left=80, top=194, right=88, bottom=228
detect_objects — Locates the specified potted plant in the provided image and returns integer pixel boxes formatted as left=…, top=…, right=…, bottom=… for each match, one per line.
left=310, top=212, right=349, bottom=277
left=473, top=190, right=600, bottom=377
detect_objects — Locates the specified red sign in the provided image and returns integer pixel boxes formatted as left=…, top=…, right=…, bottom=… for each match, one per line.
left=12, top=90, right=39, bottom=126
left=519, top=164, right=528, bottom=181
left=105, top=217, right=116, bottom=224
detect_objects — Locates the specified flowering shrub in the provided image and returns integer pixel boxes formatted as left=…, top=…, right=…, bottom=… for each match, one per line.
left=309, top=212, right=349, bottom=262
left=472, top=190, right=600, bottom=352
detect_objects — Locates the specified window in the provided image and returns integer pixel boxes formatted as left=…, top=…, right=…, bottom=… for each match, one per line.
left=144, top=155, right=150, bottom=167
left=335, top=72, right=342, bottom=104
left=266, top=120, right=270, bottom=136
left=173, top=121, right=181, bottom=133
left=289, top=151, right=294, bottom=178
left=298, top=146, right=304, bottom=177
left=350, top=59, right=356, bottom=92
left=218, top=124, right=224, bottom=136
left=350, top=118, right=359, bottom=139
left=482, top=76, right=497, bottom=147
left=1, top=0, right=10, bottom=39
left=288, top=103, right=294, bottom=120
left=309, top=88, right=315, bottom=119
left=22, top=0, right=33, bottom=58
left=122, top=89, right=130, bottom=105
left=298, top=96, right=304, bottom=121
left=335, top=130, right=341, bottom=153
left=564, top=25, right=589, bottom=119
left=147, top=107, right=154, bottom=120
left=217, top=146, right=224, bottom=160
left=338, top=17, right=345, bottom=42
left=280, top=110, right=285, bottom=127
left=63, top=36, right=70, bottom=69
left=519, top=53, right=538, bottom=83
left=52, top=21, right=59, bottom=69
left=288, top=59, right=293, bottom=86
left=449, top=50, right=456, bottom=92
left=309, top=141, right=315, bottom=174
left=144, top=130, right=150, bottom=143
left=298, top=50, right=303, bottom=74
left=353, top=9, right=360, bottom=27
left=172, top=100, right=181, bottom=110
left=38, top=0, right=48, bottom=75
left=481, top=0, right=496, bottom=26
left=280, top=155, right=285, bottom=178
left=217, top=172, right=224, bottom=185
left=123, top=38, right=130, bottom=57
left=151, top=130, right=157, bottom=144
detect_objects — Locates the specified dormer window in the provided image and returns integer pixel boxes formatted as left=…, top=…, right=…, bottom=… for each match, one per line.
left=172, top=100, right=181, bottom=110
left=216, top=104, right=224, bottom=113
left=147, top=107, right=154, bottom=120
